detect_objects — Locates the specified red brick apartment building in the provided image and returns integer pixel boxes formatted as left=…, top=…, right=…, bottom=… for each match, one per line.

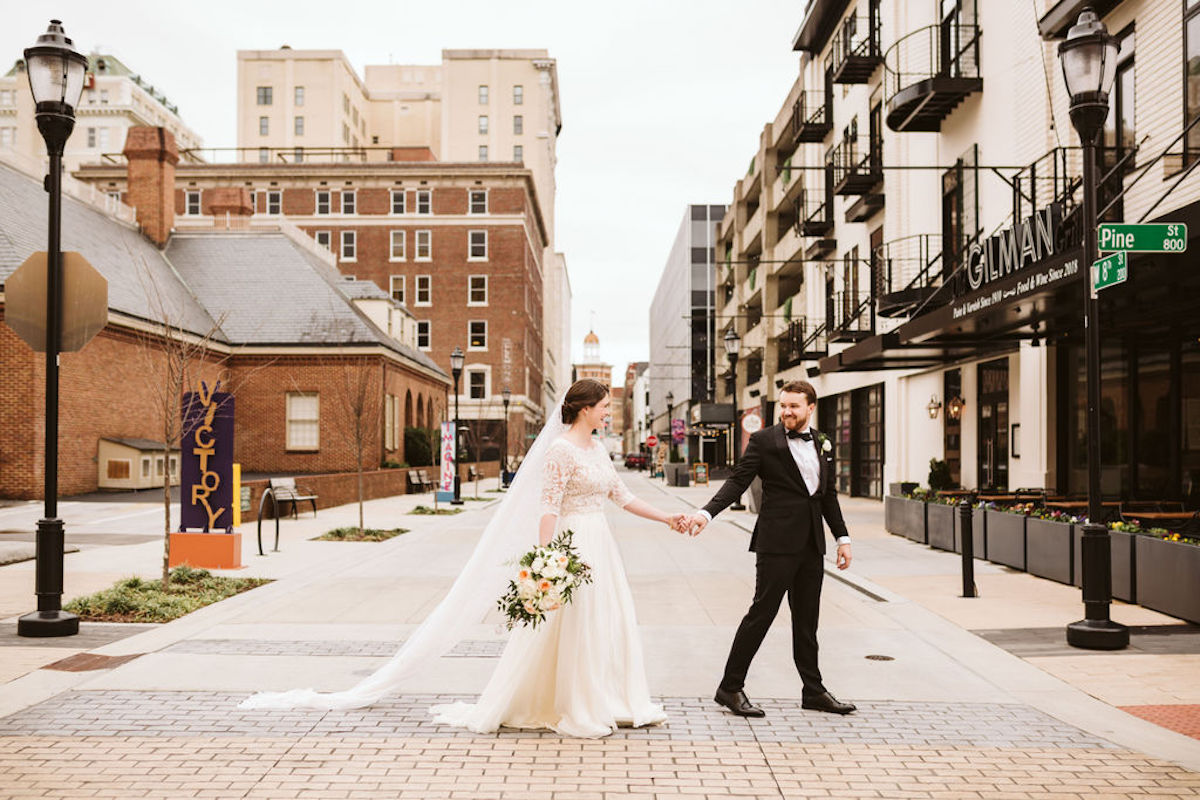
left=0, top=127, right=449, bottom=499
left=76, top=147, right=549, bottom=463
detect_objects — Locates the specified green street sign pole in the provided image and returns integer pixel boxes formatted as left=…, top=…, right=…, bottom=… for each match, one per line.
left=1097, top=223, right=1187, bottom=253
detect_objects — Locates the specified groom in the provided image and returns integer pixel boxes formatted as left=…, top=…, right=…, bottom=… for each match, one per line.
left=685, top=380, right=855, bottom=717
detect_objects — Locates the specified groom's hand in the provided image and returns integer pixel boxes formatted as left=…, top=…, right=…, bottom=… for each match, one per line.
left=686, top=514, right=708, bottom=537
left=836, top=542, right=852, bottom=570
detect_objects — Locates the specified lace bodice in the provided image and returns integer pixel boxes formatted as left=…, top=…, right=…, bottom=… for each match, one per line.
left=541, top=438, right=636, bottom=517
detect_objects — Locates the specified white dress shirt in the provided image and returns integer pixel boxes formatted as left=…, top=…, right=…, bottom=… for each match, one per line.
left=699, top=425, right=850, bottom=544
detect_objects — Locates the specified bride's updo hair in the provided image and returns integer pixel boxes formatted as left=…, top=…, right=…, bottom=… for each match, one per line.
left=561, top=379, right=609, bottom=424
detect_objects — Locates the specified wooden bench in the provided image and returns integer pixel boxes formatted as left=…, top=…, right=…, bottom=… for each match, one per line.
left=406, top=470, right=435, bottom=493
left=416, top=469, right=436, bottom=490
left=268, top=477, right=318, bottom=519
left=467, top=465, right=479, bottom=482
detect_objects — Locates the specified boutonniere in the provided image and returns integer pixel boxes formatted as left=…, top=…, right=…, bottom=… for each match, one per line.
left=816, top=432, right=832, bottom=454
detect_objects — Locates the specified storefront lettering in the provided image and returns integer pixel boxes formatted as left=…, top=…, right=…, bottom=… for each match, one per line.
left=953, top=256, right=1079, bottom=320
left=966, top=205, right=1060, bottom=291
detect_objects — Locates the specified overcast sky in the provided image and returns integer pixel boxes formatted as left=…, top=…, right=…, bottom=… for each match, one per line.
left=3, top=1, right=802, bottom=378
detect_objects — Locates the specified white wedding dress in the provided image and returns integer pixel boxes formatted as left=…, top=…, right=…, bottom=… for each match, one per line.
left=431, top=438, right=667, bottom=738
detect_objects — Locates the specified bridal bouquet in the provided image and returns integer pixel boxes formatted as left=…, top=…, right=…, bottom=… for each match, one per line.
left=497, top=530, right=593, bottom=630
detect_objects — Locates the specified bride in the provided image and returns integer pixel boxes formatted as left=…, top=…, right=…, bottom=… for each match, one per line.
left=241, top=378, right=686, bottom=738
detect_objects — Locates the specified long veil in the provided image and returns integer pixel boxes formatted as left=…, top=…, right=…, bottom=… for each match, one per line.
left=239, top=394, right=568, bottom=710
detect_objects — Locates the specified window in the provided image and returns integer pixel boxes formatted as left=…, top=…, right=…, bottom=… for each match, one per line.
left=415, top=275, right=432, bottom=306
left=141, top=457, right=150, bottom=478
left=478, top=84, right=489, bottom=104
left=294, top=86, right=305, bottom=106
left=266, top=190, right=281, bottom=215
left=340, top=189, right=356, bottom=214
left=97, top=128, right=109, bottom=150
left=1188, top=1, right=1200, bottom=162
left=256, top=86, right=273, bottom=105
left=416, top=229, right=432, bottom=260
left=513, top=144, right=523, bottom=162
left=469, top=230, right=488, bottom=260
left=294, top=147, right=304, bottom=163
left=478, top=145, right=489, bottom=162
left=0, top=127, right=15, bottom=148
left=385, top=394, right=399, bottom=450
left=468, top=275, right=488, bottom=305
left=294, top=116, right=304, bottom=135
left=342, top=123, right=349, bottom=143
left=286, top=392, right=319, bottom=450
left=185, top=191, right=201, bottom=216
left=390, top=230, right=406, bottom=260
left=87, top=127, right=96, bottom=148
left=391, top=189, right=406, bottom=214
left=259, top=116, right=269, bottom=135
left=0, top=90, right=12, bottom=106
left=1103, top=26, right=1135, bottom=163
left=249, top=190, right=257, bottom=210
left=468, top=320, right=488, bottom=351
left=513, top=115, right=523, bottom=135
left=469, top=190, right=487, bottom=214
left=342, top=92, right=350, bottom=113
left=478, top=115, right=489, bottom=134
left=416, top=189, right=431, bottom=214
left=341, top=230, right=356, bottom=261
left=315, top=190, right=331, bottom=214
left=390, top=275, right=406, bottom=304
left=314, top=230, right=331, bottom=251
left=469, top=371, right=487, bottom=399
left=513, top=85, right=523, bottom=105
left=258, top=147, right=270, bottom=163
left=416, top=320, right=431, bottom=350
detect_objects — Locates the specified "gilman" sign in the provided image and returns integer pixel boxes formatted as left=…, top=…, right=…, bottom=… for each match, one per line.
left=965, top=204, right=1061, bottom=292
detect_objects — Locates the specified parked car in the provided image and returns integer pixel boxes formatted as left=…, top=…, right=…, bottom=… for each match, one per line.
left=624, top=453, right=647, bottom=470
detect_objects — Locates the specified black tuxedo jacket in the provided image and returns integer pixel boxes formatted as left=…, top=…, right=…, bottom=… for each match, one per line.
left=702, top=423, right=849, bottom=555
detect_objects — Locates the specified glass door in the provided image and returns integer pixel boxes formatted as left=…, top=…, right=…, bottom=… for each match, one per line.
left=977, top=359, right=1009, bottom=489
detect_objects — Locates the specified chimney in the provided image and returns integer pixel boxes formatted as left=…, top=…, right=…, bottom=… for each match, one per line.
left=206, top=187, right=254, bottom=228
left=123, top=126, right=179, bottom=246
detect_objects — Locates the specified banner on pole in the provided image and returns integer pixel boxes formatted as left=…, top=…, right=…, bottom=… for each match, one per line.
left=440, top=421, right=456, bottom=492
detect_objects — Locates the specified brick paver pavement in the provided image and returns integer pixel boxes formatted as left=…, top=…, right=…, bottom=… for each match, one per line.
left=1, top=690, right=1198, bottom=799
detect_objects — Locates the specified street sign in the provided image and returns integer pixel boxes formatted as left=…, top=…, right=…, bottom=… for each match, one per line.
left=646, top=435, right=658, bottom=448
left=1097, top=223, right=1187, bottom=253
left=1092, top=251, right=1128, bottom=292
left=4, top=252, right=108, bottom=352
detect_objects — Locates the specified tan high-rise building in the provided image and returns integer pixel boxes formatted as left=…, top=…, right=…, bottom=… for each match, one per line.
left=236, top=47, right=570, bottom=401
left=0, top=51, right=203, bottom=174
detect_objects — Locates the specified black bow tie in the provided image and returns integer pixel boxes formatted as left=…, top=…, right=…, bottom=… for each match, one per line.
left=787, top=429, right=813, bottom=442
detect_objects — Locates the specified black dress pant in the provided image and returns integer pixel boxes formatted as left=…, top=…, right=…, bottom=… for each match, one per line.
left=719, top=547, right=825, bottom=696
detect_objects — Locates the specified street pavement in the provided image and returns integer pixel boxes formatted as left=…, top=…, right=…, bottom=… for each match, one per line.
left=0, top=469, right=1198, bottom=799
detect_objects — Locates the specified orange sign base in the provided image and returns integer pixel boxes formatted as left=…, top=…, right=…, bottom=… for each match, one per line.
left=168, top=532, right=243, bottom=570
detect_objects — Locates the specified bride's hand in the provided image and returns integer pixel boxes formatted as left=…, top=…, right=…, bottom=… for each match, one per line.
left=667, top=513, right=687, bottom=533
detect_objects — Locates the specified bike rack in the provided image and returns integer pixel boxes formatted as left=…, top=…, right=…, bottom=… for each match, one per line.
left=256, top=488, right=281, bottom=556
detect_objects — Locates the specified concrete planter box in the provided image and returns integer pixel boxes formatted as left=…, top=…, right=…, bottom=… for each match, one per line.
left=884, top=496, right=926, bottom=543
left=926, top=502, right=956, bottom=551
left=1073, top=528, right=1136, bottom=603
left=1025, top=518, right=1074, bottom=585
left=985, top=509, right=1026, bottom=570
left=1135, top=536, right=1200, bottom=624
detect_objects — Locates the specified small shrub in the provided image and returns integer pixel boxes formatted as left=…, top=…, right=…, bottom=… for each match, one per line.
left=64, top=567, right=270, bottom=623
left=314, top=527, right=408, bottom=542
left=409, top=505, right=462, bottom=515
left=928, top=458, right=954, bottom=492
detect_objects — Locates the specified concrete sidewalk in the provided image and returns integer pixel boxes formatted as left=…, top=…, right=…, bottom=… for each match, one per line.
left=0, top=470, right=1198, bottom=799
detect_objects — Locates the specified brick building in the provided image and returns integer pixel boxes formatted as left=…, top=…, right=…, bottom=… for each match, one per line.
left=0, top=128, right=449, bottom=499
left=76, top=147, right=549, bottom=464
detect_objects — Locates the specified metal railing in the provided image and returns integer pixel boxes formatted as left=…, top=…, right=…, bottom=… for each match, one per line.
left=829, top=14, right=883, bottom=72
left=874, top=233, right=945, bottom=303
left=798, top=184, right=833, bottom=235
left=830, top=291, right=874, bottom=336
left=827, top=137, right=882, bottom=190
left=792, top=90, right=831, bottom=140
left=883, top=21, right=981, bottom=106
left=777, top=317, right=828, bottom=369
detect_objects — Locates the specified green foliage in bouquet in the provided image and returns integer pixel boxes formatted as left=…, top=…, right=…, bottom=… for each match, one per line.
left=497, top=530, right=594, bottom=630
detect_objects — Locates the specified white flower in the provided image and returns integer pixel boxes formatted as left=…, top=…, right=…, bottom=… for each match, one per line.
left=517, top=579, right=537, bottom=600
left=821, top=438, right=832, bottom=453
left=530, top=557, right=545, bottom=574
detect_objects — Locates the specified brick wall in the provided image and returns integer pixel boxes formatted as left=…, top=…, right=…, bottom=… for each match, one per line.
left=0, top=314, right=39, bottom=498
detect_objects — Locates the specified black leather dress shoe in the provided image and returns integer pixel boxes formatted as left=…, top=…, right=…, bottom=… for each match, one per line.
left=801, top=691, right=856, bottom=715
left=714, top=688, right=766, bottom=718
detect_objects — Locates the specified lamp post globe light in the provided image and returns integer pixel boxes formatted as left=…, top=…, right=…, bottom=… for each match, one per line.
left=723, top=328, right=745, bottom=510
left=17, top=21, right=88, bottom=638
left=1059, top=7, right=1128, bottom=651
left=501, top=386, right=511, bottom=489
left=450, top=346, right=465, bottom=506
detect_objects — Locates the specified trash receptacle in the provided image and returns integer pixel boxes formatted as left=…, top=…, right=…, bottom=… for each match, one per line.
left=670, top=464, right=690, bottom=487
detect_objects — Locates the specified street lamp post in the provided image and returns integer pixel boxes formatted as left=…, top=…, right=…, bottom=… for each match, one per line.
left=501, top=386, right=511, bottom=489
left=450, top=346, right=464, bottom=506
left=723, top=328, right=745, bottom=510
left=1059, top=7, right=1128, bottom=651
left=665, top=391, right=674, bottom=465
left=18, top=21, right=88, bottom=638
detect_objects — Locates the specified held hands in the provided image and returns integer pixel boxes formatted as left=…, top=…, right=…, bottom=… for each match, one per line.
left=835, top=542, right=852, bottom=570
left=665, top=513, right=707, bottom=537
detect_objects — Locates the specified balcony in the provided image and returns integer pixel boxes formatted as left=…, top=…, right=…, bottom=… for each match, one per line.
left=743, top=202, right=764, bottom=252
left=792, top=90, right=832, bottom=143
left=828, top=137, right=882, bottom=196
left=776, top=317, right=828, bottom=370
left=874, top=234, right=947, bottom=318
left=797, top=181, right=834, bottom=237
left=884, top=21, right=981, bottom=132
left=846, top=191, right=885, bottom=222
left=828, top=15, right=883, bottom=84
left=828, top=291, right=875, bottom=343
